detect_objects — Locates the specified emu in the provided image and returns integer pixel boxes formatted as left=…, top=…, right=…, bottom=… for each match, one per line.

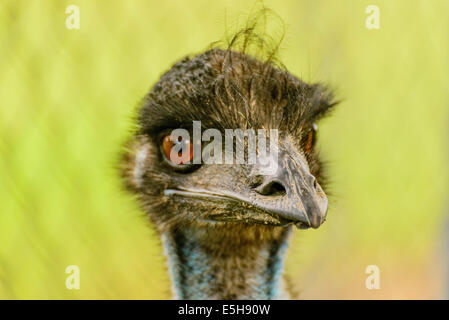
left=121, top=47, right=336, bottom=299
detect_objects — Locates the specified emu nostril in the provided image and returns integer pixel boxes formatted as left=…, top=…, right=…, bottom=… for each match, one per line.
left=313, top=178, right=317, bottom=189
left=256, top=180, right=287, bottom=197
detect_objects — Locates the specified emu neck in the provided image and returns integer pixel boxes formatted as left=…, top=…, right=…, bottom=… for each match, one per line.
left=161, top=225, right=291, bottom=300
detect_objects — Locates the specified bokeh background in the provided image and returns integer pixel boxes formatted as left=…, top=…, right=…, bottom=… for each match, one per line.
left=1, top=0, right=448, bottom=299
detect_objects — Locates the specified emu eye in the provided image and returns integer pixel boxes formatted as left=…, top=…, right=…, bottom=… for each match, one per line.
left=305, top=123, right=318, bottom=153
left=161, top=135, right=194, bottom=166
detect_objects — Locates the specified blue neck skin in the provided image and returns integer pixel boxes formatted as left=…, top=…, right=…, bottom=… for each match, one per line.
left=161, top=226, right=291, bottom=300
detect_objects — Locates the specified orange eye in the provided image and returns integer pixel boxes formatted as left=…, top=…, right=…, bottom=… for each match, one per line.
left=305, top=131, right=314, bottom=153
left=162, top=135, right=194, bottom=165
left=305, top=124, right=317, bottom=153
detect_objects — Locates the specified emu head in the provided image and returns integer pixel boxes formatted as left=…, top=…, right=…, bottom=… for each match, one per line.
left=122, top=49, right=335, bottom=236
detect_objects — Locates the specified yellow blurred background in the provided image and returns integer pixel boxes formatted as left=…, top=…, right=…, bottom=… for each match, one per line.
left=0, top=0, right=448, bottom=299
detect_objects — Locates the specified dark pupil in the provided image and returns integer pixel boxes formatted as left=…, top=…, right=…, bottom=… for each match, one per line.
left=174, top=139, right=185, bottom=156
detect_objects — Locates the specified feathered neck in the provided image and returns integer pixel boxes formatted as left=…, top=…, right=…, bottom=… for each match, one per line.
left=161, top=223, right=292, bottom=299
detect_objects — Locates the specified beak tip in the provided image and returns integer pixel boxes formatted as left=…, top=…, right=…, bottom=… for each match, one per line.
left=293, top=211, right=326, bottom=230
left=308, top=213, right=326, bottom=229
left=310, top=223, right=321, bottom=229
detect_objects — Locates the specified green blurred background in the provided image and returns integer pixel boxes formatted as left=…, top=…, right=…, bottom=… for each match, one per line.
left=1, top=0, right=448, bottom=299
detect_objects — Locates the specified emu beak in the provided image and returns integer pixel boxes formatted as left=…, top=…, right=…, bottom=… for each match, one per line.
left=250, top=152, right=328, bottom=229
